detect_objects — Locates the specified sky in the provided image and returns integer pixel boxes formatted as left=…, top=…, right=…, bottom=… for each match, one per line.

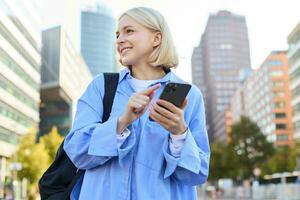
left=42, top=0, right=300, bottom=82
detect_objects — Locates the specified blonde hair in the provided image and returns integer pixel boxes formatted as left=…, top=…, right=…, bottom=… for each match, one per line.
left=119, top=7, right=178, bottom=69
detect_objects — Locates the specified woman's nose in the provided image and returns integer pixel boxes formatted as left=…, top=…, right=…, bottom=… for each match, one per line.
left=116, top=34, right=125, bottom=44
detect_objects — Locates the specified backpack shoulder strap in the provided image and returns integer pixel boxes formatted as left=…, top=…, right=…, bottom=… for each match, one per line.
left=102, top=72, right=119, bottom=122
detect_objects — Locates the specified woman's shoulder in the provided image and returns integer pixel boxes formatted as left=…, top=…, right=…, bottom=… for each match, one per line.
left=89, top=70, right=123, bottom=91
left=91, top=73, right=105, bottom=86
left=91, top=68, right=128, bottom=87
left=85, top=73, right=105, bottom=95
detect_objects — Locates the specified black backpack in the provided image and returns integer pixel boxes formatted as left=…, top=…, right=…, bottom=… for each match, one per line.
left=39, top=73, right=119, bottom=200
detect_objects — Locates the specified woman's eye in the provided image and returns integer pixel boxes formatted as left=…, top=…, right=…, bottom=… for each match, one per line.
left=126, top=29, right=134, bottom=33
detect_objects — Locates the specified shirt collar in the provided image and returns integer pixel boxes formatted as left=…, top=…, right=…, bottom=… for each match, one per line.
left=118, top=67, right=174, bottom=85
left=118, top=67, right=131, bottom=83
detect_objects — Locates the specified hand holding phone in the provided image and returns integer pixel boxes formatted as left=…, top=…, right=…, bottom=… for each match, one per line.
left=159, top=82, right=191, bottom=108
left=149, top=82, right=191, bottom=121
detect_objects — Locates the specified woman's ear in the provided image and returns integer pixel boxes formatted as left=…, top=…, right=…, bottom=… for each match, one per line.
left=153, top=32, right=162, bottom=48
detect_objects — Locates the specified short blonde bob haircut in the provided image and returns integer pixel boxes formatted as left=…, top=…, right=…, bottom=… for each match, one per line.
left=119, top=7, right=178, bottom=69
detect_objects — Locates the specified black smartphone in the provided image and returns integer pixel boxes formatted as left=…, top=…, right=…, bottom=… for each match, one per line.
left=149, top=82, right=191, bottom=121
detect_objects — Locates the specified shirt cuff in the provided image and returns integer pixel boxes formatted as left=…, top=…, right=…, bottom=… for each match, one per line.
left=116, top=128, right=131, bottom=148
left=164, top=129, right=202, bottom=179
left=169, top=131, right=187, bottom=158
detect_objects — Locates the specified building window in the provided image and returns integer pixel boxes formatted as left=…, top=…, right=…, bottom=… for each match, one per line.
left=290, top=67, right=300, bottom=82
left=266, top=60, right=283, bottom=67
left=274, top=102, right=285, bottom=109
left=275, top=113, right=286, bottom=119
left=270, top=70, right=284, bottom=77
left=0, top=49, right=39, bottom=90
left=292, top=85, right=300, bottom=99
left=272, top=81, right=284, bottom=87
left=276, top=123, right=287, bottom=130
left=276, top=134, right=288, bottom=141
left=0, top=103, right=33, bottom=127
left=273, top=92, right=285, bottom=98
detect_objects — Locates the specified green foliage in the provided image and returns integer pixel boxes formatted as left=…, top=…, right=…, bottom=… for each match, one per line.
left=209, top=116, right=275, bottom=181
left=209, top=142, right=237, bottom=180
left=15, top=126, right=64, bottom=199
left=261, top=146, right=297, bottom=175
left=40, top=126, right=63, bottom=162
left=295, top=141, right=300, bottom=157
left=16, top=128, right=50, bottom=184
left=229, top=116, right=275, bottom=179
left=16, top=128, right=50, bottom=199
left=209, top=142, right=225, bottom=180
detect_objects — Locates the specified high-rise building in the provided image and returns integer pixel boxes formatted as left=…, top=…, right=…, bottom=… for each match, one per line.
left=0, top=0, right=41, bottom=157
left=287, top=22, right=300, bottom=141
left=40, top=26, right=92, bottom=136
left=0, top=0, right=41, bottom=189
left=81, top=5, right=117, bottom=76
left=230, top=86, right=245, bottom=123
left=192, top=43, right=211, bottom=131
left=213, top=108, right=232, bottom=142
left=232, top=51, right=294, bottom=146
left=191, top=10, right=251, bottom=140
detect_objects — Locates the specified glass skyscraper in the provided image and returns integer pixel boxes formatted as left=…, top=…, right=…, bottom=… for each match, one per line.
left=81, top=5, right=117, bottom=76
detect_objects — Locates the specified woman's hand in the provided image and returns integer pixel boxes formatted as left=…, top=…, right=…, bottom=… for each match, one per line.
left=117, top=84, right=161, bottom=133
left=149, top=98, right=188, bottom=135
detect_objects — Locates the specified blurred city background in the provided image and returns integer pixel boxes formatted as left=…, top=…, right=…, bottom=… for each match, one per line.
left=0, top=0, right=300, bottom=199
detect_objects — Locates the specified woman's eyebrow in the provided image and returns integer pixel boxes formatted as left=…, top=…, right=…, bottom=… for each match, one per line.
left=116, top=25, right=134, bottom=35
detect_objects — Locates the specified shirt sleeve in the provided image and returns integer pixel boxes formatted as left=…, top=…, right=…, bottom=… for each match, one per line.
left=169, top=131, right=187, bottom=158
left=117, top=128, right=131, bottom=148
left=162, top=86, right=210, bottom=186
left=63, top=74, right=136, bottom=170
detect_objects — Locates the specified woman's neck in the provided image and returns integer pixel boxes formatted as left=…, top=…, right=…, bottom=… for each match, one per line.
left=130, top=64, right=166, bottom=80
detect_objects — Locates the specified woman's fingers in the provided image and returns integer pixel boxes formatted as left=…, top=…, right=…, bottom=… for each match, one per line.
left=150, top=107, right=172, bottom=125
left=141, top=83, right=161, bottom=96
left=153, top=102, right=176, bottom=120
left=156, top=99, right=181, bottom=115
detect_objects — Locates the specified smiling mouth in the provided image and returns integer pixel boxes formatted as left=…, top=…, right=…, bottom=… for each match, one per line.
left=121, top=47, right=132, bottom=55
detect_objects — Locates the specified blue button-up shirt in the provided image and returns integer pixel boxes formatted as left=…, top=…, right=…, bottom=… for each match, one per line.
left=64, top=68, right=210, bottom=200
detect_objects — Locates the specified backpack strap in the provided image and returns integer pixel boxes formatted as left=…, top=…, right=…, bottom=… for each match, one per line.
left=102, top=73, right=120, bottom=122
left=63, top=73, right=119, bottom=200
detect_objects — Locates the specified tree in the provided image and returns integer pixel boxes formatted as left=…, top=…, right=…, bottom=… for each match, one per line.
left=261, top=146, right=296, bottom=175
left=229, top=116, right=275, bottom=180
left=209, top=142, right=226, bottom=181
left=40, top=126, right=63, bottom=162
left=16, top=128, right=50, bottom=200
left=295, top=141, right=300, bottom=171
left=209, top=142, right=237, bottom=181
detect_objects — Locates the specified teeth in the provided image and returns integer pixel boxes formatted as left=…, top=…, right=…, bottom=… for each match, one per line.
left=122, top=47, right=131, bottom=54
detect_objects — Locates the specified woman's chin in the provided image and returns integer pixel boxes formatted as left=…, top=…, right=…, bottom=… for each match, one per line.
left=121, top=58, right=134, bottom=66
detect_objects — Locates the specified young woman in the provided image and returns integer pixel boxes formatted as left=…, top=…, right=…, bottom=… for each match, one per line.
left=64, top=7, right=210, bottom=200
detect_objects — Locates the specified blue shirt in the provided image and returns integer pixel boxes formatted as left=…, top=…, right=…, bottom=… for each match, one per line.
left=64, top=68, right=210, bottom=200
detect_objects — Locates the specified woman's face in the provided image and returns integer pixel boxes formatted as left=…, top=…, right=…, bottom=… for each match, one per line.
left=116, top=15, right=161, bottom=66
